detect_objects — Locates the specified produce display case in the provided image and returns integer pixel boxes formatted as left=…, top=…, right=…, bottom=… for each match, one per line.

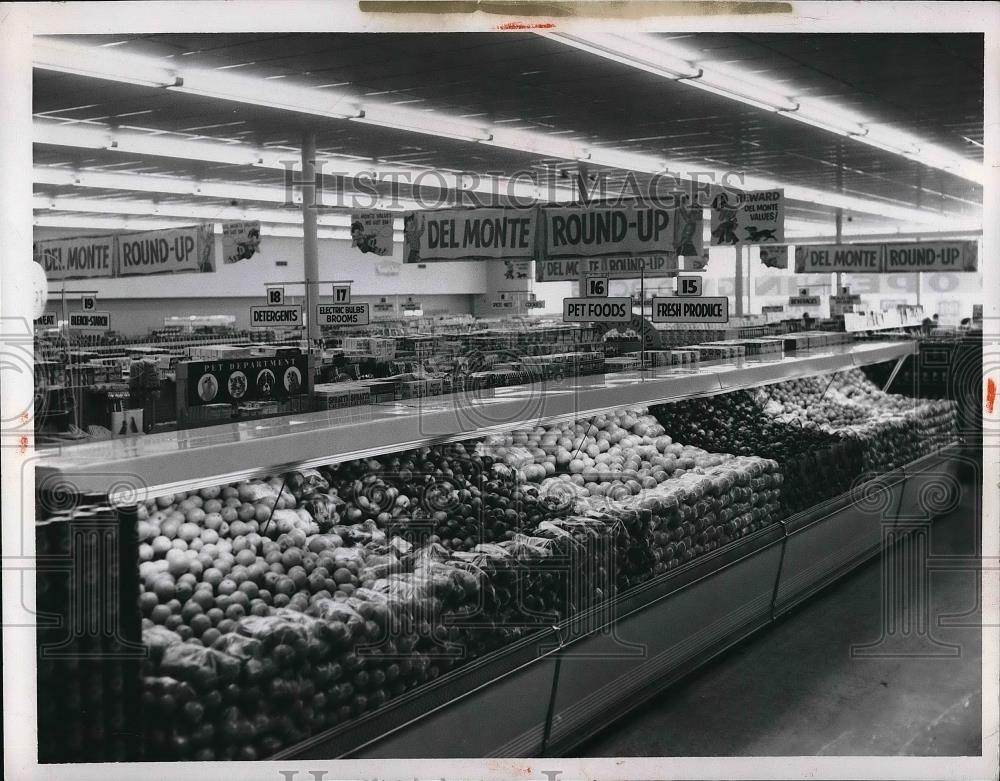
left=35, top=339, right=967, bottom=762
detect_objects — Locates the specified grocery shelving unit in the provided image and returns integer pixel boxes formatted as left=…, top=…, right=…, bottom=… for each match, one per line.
left=36, top=340, right=916, bottom=502
left=33, top=338, right=964, bottom=760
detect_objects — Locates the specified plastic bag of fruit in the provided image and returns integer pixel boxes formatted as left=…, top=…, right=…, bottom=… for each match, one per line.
left=159, top=642, right=241, bottom=690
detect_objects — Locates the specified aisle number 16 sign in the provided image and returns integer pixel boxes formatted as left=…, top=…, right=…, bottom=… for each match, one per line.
left=585, top=277, right=608, bottom=297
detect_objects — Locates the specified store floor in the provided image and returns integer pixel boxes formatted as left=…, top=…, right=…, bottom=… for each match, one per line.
left=579, top=464, right=983, bottom=757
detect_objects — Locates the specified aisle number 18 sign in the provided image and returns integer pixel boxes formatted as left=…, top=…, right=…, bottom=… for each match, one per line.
left=266, top=286, right=285, bottom=306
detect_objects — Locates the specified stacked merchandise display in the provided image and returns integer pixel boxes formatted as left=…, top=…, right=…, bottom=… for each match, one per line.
left=36, top=357, right=959, bottom=761
left=654, top=369, right=958, bottom=514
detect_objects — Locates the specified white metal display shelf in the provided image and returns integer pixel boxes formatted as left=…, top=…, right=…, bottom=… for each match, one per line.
left=35, top=340, right=915, bottom=502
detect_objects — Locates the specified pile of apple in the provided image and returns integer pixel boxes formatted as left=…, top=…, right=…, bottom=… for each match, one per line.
left=654, top=370, right=957, bottom=515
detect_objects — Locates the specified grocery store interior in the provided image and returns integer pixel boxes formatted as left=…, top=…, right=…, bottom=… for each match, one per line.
left=29, top=30, right=985, bottom=762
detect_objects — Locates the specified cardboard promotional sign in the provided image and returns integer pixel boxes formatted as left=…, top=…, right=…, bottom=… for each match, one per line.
left=882, top=240, right=978, bottom=272
left=795, top=241, right=978, bottom=273
left=682, top=247, right=710, bottom=272
left=34, top=235, right=116, bottom=280
left=536, top=254, right=678, bottom=282
left=118, top=225, right=216, bottom=276
left=184, top=356, right=309, bottom=407
left=350, top=211, right=394, bottom=257
left=650, top=296, right=729, bottom=324
left=759, top=245, right=789, bottom=269
left=316, top=303, right=370, bottom=326
left=403, top=209, right=536, bottom=262
left=544, top=205, right=702, bottom=259
left=222, top=221, right=261, bottom=264
left=503, top=259, right=531, bottom=280
left=710, top=189, right=784, bottom=246
left=562, top=297, right=633, bottom=323
left=249, top=305, right=303, bottom=329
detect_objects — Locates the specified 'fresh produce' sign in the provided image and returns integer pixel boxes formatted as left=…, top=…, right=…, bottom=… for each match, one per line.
left=650, top=296, right=729, bottom=324
left=795, top=240, right=978, bottom=273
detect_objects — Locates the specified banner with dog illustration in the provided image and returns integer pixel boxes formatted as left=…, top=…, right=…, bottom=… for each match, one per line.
left=222, top=221, right=262, bottom=264
left=710, top=188, right=784, bottom=246
left=759, top=245, right=789, bottom=269
left=350, top=210, right=394, bottom=257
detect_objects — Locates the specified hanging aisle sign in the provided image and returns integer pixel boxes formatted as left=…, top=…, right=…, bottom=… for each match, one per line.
left=118, top=225, right=216, bottom=276
left=69, top=311, right=111, bottom=332
left=249, top=305, right=302, bottom=329
left=710, top=189, right=784, bottom=246
left=795, top=240, right=978, bottom=273
left=34, top=235, right=116, bottom=280
left=316, top=303, right=370, bottom=326
left=403, top=208, right=536, bottom=262
left=536, top=253, right=679, bottom=282
left=544, top=205, right=702, bottom=259
left=650, top=296, right=729, bottom=324
left=562, top=297, right=633, bottom=323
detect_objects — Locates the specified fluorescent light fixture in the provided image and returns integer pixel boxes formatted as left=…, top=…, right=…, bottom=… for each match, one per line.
left=174, top=67, right=362, bottom=119
left=34, top=119, right=971, bottom=226
left=33, top=166, right=420, bottom=217
left=352, top=104, right=491, bottom=142
left=34, top=120, right=579, bottom=206
left=540, top=32, right=700, bottom=80
left=540, top=31, right=984, bottom=184
left=33, top=213, right=356, bottom=241
left=34, top=38, right=180, bottom=88
left=684, top=62, right=799, bottom=113
left=484, top=127, right=588, bottom=161
left=584, top=147, right=668, bottom=173
left=32, top=195, right=354, bottom=228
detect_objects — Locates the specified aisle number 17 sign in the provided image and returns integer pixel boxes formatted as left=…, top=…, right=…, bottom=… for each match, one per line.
left=316, top=285, right=369, bottom=326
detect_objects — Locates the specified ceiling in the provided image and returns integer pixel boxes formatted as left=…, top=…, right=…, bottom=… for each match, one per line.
left=33, top=32, right=984, bottom=232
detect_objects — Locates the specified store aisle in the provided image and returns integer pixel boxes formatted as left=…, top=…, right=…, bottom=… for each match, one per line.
left=579, top=467, right=983, bottom=757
